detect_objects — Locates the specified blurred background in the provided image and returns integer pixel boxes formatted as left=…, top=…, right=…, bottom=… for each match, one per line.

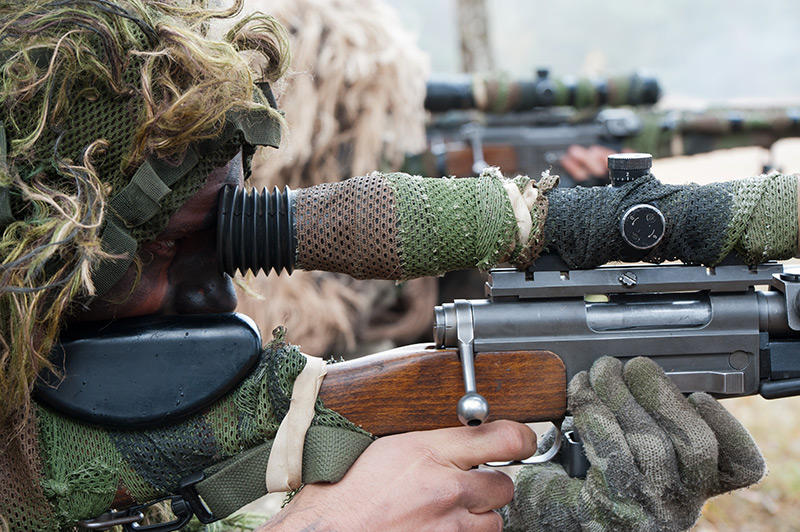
left=235, top=1, right=800, bottom=529
left=387, top=0, right=800, bottom=103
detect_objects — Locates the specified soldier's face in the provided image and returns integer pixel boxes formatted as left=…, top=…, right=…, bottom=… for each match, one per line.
left=70, top=154, right=245, bottom=322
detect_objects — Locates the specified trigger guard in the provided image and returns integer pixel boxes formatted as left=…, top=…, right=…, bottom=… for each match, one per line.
left=484, top=420, right=563, bottom=467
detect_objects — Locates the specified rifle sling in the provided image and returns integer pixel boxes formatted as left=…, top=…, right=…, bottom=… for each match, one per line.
left=193, top=425, right=372, bottom=520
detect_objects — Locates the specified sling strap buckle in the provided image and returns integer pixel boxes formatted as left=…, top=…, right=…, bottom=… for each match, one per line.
left=77, top=472, right=213, bottom=532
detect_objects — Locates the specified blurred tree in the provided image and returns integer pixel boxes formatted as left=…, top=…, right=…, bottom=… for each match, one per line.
left=456, top=0, right=494, bottom=72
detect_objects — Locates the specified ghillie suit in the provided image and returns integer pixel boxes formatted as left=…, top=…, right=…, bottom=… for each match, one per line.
left=0, top=1, right=291, bottom=528
left=230, top=0, right=433, bottom=356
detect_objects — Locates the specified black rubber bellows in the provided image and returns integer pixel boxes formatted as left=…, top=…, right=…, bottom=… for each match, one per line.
left=217, top=185, right=296, bottom=276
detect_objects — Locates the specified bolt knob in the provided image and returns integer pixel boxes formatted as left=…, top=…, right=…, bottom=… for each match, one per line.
left=608, top=153, right=652, bottom=186
left=457, top=392, right=490, bottom=427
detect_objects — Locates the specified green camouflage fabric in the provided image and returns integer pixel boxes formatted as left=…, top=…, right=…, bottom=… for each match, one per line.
left=628, top=107, right=800, bottom=159
left=294, top=170, right=798, bottom=281
left=6, top=329, right=371, bottom=531
left=293, top=170, right=521, bottom=279
left=503, top=357, right=766, bottom=532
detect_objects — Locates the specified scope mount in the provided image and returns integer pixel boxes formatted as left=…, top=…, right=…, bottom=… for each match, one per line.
left=486, top=256, right=785, bottom=300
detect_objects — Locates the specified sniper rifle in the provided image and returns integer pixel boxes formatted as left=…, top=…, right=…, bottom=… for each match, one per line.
left=409, top=70, right=800, bottom=187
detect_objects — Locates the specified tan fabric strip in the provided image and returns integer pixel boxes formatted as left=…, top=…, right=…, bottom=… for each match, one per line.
left=502, top=180, right=538, bottom=246
left=472, top=75, right=488, bottom=111
left=265, top=354, right=328, bottom=492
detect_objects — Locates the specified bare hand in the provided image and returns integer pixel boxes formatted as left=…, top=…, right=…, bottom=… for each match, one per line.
left=560, top=145, right=616, bottom=182
left=258, top=420, right=536, bottom=531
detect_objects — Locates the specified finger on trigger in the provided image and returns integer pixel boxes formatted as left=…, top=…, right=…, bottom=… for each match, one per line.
left=458, top=509, right=504, bottom=532
left=457, top=469, right=514, bottom=513
left=422, top=420, right=537, bottom=470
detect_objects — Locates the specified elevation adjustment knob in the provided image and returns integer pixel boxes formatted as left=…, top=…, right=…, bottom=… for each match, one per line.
left=608, top=153, right=652, bottom=186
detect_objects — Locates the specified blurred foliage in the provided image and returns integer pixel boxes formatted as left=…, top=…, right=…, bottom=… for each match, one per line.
left=695, top=396, right=800, bottom=531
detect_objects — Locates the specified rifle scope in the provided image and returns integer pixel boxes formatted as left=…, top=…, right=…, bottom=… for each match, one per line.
left=425, top=69, right=661, bottom=113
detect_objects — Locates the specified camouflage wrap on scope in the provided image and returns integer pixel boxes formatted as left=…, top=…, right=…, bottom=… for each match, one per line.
left=425, top=73, right=660, bottom=114
left=1, top=330, right=372, bottom=531
left=502, top=357, right=765, bottom=532
left=544, top=172, right=799, bottom=268
left=293, top=171, right=529, bottom=278
left=474, top=73, right=659, bottom=114
left=292, top=171, right=799, bottom=282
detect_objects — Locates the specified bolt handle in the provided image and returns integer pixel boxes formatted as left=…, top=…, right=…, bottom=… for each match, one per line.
left=458, top=392, right=490, bottom=427
left=454, top=300, right=490, bottom=426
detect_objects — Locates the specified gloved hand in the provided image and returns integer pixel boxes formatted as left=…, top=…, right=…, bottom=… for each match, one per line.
left=503, top=356, right=766, bottom=532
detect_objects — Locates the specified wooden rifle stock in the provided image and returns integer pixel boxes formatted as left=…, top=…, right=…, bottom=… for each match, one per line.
left=319, top=344, right=567, bottom=436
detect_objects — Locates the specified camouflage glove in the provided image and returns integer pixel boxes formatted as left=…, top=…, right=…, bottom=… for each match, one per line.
left=503, top=356, right=766, bottom=532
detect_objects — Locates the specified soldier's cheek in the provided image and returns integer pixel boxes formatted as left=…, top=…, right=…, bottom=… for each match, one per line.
left=165, top=228, right=237, bottom=315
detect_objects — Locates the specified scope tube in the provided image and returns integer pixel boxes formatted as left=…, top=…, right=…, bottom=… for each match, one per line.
left=216, top=170, right=800, bottom=279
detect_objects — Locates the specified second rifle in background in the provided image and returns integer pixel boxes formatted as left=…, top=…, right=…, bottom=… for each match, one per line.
left=407, top=69, right=800, bottom=186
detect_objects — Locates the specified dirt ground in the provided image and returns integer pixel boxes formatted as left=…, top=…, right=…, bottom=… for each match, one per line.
left=241, top=141, right=800, bottom=530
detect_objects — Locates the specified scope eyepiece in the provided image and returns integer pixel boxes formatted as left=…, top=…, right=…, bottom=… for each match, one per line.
left=216, top=185, right=297, bottom=277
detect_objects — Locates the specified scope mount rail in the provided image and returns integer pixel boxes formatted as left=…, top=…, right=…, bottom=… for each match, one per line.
left=487, top=261, right=785, bottom=300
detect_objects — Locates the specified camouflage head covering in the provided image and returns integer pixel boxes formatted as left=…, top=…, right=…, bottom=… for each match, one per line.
left=0, top=0, right=288, bottom=424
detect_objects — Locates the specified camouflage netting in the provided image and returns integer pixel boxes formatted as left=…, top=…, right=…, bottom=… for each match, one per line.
left=292, top=170, right=800, bottom=280
left=294, top=170, right=526, bottom=279
left=544, top=172, right=799, bottom=267
left=0, top=1, right=289, bottom=530
left=4, top=330, right=371, bottom=531
left=502, top=357, right=765, bottom=532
